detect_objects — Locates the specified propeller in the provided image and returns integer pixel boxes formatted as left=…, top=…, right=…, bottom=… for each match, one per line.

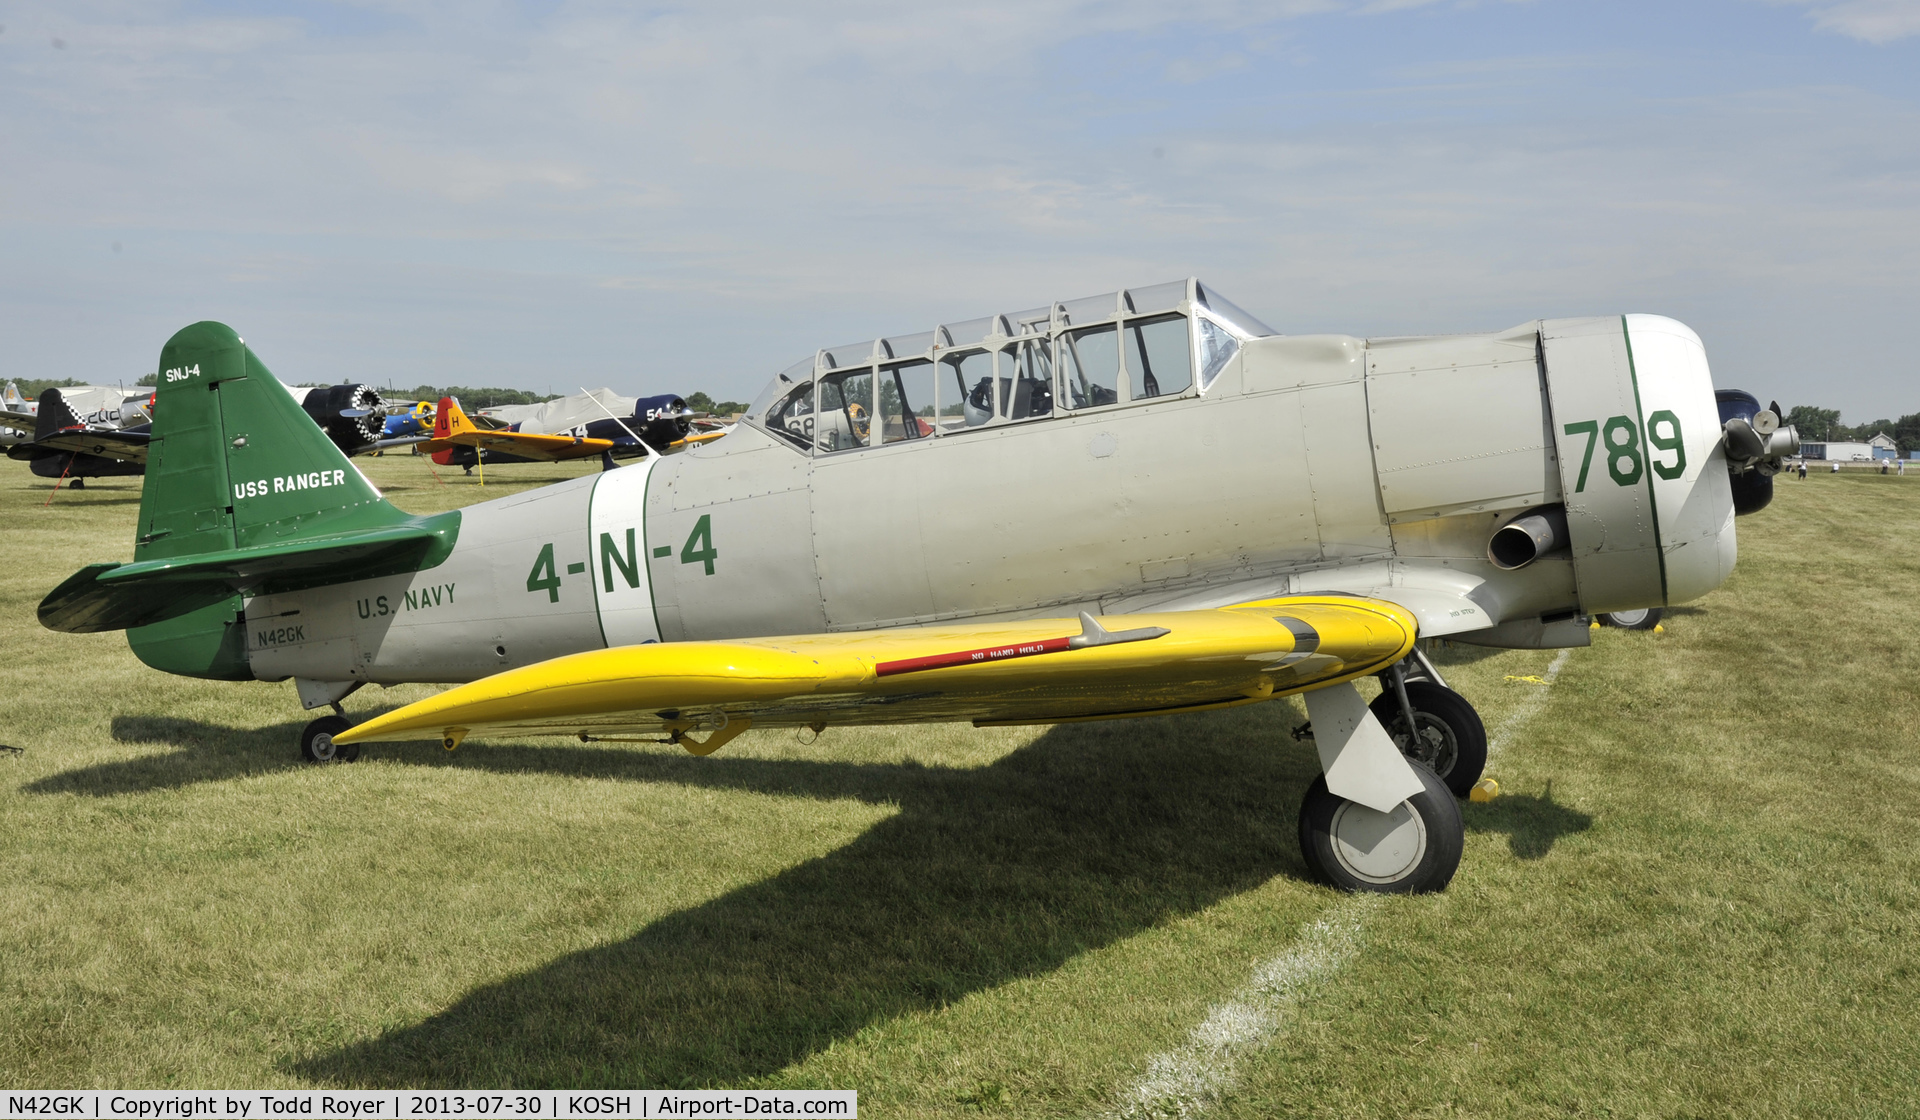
left=1715, top=389, right=1800, bottom=515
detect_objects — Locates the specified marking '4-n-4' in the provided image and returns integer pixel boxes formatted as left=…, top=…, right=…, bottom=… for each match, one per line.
left=1563, top=413, right=1687, bottom=493
left=525, top=516, right=720, bottom=604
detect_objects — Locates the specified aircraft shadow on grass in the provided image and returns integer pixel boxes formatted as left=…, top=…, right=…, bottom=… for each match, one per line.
left=40, top=705, right=1592, bottom=1088
left=1462, top=783, right=1592, bottom=860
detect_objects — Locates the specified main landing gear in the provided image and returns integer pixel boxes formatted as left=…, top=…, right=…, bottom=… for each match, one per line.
left=1292, top=655, right=1487, bottom=893
left=300, top=713, right=359, bottom=763
left=1298, top=765, right=1463, bottom=893
left=1370, top=674, right=1488, bottom=799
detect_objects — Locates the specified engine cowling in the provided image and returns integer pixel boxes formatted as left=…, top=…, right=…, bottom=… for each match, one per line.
left=291, top=384, right=386, bottom=452
left=634, top=394, right=693, bottom=447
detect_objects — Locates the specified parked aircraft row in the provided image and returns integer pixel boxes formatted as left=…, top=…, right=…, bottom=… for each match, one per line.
left=37, top=279, right=1797, bottom=893
left=4, top=379, right=730, bottom=486
left=424, top=391, right=726, bottom=472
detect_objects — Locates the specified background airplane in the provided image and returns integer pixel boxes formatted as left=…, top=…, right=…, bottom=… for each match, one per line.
left=379, top=399, right=436, bottom=442
left=422, top=389, right=714, bottom=472
left=7, top=378, right=425, bottom=486
left=5, top=386, right=151, bottom=486
left=3, top=381, right=150, bottom=430
left=39, top=280, right=1795, bottom=893
left=1, top=381, right=37, bottom=447
left=283, top=382, right=393, bottom=455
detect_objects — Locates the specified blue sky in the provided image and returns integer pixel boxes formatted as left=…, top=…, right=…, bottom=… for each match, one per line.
left=1, top=0, right=1916, bottom=418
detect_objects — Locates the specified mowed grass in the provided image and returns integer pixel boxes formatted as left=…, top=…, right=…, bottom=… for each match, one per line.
left=2, top=454, right=1916, bottom=1116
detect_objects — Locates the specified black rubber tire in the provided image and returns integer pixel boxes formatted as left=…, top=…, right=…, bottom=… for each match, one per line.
left=300, top=715, right=353, bottom=763
left=1297, top=764, right=1463, bottom=894
left=1598, top=607, right=1663, bottom=630
left=1369, top=681, right=1487, bottom=799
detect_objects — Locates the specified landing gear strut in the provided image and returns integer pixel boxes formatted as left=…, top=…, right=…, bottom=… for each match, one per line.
left=300, top=714, right=358, bottom=763
left=1369, top=676, right=1488, bottom=799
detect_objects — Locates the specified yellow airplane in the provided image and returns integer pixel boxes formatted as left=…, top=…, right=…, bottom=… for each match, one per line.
left=420, top=394, right=727, bottom=474
left=417, top=395, right=616, bottom=466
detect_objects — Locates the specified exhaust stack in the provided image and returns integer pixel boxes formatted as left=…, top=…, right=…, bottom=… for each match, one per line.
left=1488, top=506, right=1569, bottom=571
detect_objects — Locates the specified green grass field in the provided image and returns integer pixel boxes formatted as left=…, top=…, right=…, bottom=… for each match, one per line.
left=2, top=455, right=1916, bottom=1116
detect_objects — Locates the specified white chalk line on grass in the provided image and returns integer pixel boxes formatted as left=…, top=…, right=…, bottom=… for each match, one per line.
left=1487, top=647, right=1573, bottom=763
left=1105, top=647, right=1576, bottom=1120
left=1108, top=895, right=1378, bottom=1120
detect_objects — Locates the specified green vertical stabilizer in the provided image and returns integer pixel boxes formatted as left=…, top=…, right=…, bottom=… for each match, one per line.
left=39, top=324, right=459, bottom=676
left=138, top=322, right=407, bottom=560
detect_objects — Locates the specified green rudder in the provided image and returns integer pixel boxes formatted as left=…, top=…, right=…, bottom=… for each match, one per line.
left=138, top=321, right=409, bottom=567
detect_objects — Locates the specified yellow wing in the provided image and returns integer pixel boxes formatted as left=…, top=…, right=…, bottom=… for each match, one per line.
left=334, top=596, right=1416, bottom=752
left=670, top=427, right=730, bottom=449
left=418, top=428, right=615, bottom=462
left=418, top=395, right=617, bottom=462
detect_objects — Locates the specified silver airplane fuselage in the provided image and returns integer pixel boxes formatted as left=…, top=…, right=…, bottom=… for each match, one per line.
left=220, top=289, right=1741, bottom=708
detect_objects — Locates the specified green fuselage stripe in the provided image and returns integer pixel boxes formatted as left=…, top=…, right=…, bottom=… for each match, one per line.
left=640, top=458, right=663, bottom=641
left=587, top=470, right=611, bottom=650
left=1620, top=316, right=1669, bottom=605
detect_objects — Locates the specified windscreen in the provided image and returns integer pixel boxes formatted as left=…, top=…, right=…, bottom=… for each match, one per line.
left=1196, top=284, right=1278, bottom=338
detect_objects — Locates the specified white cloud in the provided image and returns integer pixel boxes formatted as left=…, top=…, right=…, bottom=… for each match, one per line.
left=1765, top=0, right=1920, bottom=42
left=0, top=2, right=1915, bottom=417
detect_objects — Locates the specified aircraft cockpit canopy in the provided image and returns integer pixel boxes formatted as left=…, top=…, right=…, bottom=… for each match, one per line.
left=749, top=278, right=1276, bottom=454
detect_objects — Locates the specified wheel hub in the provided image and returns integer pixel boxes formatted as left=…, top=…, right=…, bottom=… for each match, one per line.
left=310, top=732, right=337, bottom=762
left=1328, top=799, right=1429, bottom=884
left=1390, top=714, right=1458, bottom=777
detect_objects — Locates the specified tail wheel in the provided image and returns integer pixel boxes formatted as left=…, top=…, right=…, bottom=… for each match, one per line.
left=1598, top=607, right=1663, bottom=630
left=1297, top=765, right=1463, bottom=894
left=1368, top=681, right=1487, bottom=798
left=300, top=714, right=356, bottom=763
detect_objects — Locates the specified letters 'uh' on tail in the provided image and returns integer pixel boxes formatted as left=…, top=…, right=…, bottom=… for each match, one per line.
left=432, top=395, right=481, bottom=437
left=428, top=395, right=481, bottom=465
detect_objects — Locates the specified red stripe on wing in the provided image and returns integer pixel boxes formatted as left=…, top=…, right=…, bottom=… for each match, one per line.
left=875, top=635, right=1074, bottom=677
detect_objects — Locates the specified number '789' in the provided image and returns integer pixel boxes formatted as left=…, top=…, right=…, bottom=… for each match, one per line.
left=1563, top=412, right=1686, bottom=492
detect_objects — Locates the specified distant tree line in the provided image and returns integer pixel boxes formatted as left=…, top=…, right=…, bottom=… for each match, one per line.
left=11, top=377, right=94, bottom=398
left=118, top=377, right=749, bottom=415
left=380, top=385, right=562, bottom=409
left=137, top=375, right=566, bottom=409
left=685, top=391, right=748, bottom=416
left=1786, top=406, right=1920, bottom=452
left=385, top=388, right=748, bottom=413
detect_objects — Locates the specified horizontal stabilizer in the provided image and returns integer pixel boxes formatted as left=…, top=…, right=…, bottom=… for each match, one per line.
left=41, top=523, right=451, bottom=633
left=7, top=425, right=150, bottom=464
